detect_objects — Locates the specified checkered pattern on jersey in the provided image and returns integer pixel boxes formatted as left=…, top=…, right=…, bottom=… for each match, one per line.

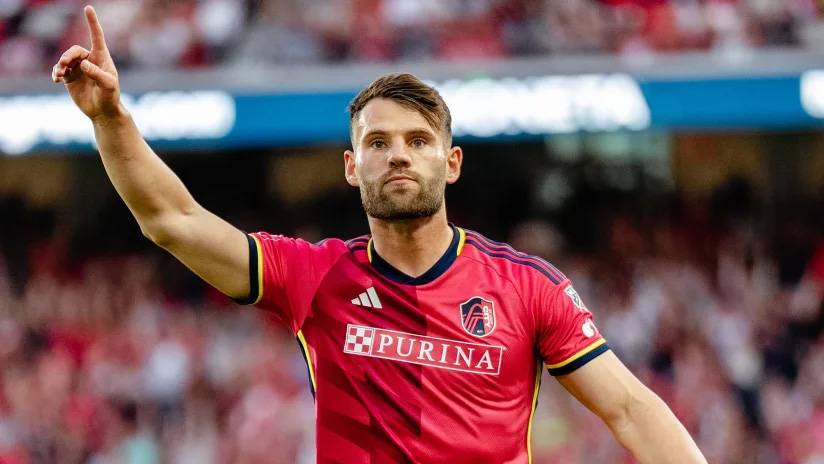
left=344, top=325, right=375, bottom=355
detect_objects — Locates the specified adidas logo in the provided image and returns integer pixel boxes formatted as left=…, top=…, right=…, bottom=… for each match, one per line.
left=351, top=287, right=382, bottom=309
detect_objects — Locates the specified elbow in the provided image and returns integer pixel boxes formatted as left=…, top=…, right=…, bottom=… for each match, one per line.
left=606, top=388, right=706, bottom=463
left=606, top=386, right=655, bottom=433
left=141, top=225, right=172, bottom=247
left=139, top=215, right=188, bottom=248
left=140, top=223, right=173, bottom=247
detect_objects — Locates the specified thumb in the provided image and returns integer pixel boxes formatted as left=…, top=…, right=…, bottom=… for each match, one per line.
left=79, top=59, right=117, bottom=91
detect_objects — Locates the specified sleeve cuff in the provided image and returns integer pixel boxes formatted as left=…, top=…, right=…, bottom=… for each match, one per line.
left=233, top=234, right=262, bottom=305
left=546, top=339, right=609, bottom=376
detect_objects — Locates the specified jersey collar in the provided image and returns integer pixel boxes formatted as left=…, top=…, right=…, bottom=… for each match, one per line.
left=367, top=224, right=466, bottom=285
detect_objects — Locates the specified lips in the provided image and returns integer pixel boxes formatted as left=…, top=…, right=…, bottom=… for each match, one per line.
left=384, top=174, right=416, bottom=185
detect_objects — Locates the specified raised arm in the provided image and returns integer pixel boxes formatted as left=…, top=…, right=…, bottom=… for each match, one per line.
left=52, top=6, right=250, bottom=300
left=557, top=351, right=707, bottom=463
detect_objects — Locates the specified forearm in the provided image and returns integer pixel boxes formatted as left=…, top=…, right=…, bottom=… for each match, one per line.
left=92, top=106, right=200, bottom=242
left=54, top=6, right=251, bottom=299
left=609, top=389, right=706, bottom=464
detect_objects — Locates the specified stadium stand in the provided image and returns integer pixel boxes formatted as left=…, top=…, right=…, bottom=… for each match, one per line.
left=2, top=0, right=824, bottom=75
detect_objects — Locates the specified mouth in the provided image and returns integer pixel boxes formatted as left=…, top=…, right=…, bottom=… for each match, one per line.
left=384, top=174, right=417, bottom=186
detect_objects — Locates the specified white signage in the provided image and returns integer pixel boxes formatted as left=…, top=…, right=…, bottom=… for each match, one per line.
left=801, top=70, right=824, bottom=118
left=0, top=91, right=235, bottom=155
left=435, top=74, right=651, bottom=137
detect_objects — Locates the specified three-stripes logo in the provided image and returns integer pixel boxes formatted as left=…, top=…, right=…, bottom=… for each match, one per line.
left=351, top=287, right=382, bottom=309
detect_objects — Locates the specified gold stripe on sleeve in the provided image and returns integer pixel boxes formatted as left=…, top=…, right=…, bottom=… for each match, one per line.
left=545, top=338, right=607, bottom=370
left=252, top=234, right=264, bottom=305
left=526, top=360, right=542, bottom=463
left=296, top=330, right=317, bottom=391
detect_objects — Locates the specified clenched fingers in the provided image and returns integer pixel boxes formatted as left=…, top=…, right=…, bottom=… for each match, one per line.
left=58, top=45, right=90, bottom=67
left=52, top=45, right=90, bottom=82
left=77, top=59, right=117, bottom=90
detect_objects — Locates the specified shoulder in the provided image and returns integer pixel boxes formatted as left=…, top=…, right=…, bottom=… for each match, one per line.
left=250, top=231, right=356, bottom=258
left=459, top=228, right=568, bottom=289
left=343, top=234, right=370, bottom=252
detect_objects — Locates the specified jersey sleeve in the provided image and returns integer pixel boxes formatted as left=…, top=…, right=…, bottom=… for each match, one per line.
left=234, top=232, right=339, bottom=333
left=535, top=278, right=609, bottom=376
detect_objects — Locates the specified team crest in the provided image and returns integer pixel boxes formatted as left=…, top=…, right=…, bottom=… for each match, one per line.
left=564, top=285, right=587, bottom=311
left=460, top=297, right=496, bottom=337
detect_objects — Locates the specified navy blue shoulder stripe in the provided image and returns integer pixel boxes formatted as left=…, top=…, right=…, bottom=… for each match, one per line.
left=465, top=232, right=565, bottom=282
left=467, top=231, right=565, bottom=281
left=465, top=239, right=562, bottom=284
left=346, top=236, right=370, bottom=249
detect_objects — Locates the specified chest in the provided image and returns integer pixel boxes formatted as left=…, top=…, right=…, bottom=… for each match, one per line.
left=305, top=261, right=536, bottom=379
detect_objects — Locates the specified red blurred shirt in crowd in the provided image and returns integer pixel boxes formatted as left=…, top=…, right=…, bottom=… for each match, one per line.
left=238, top=224, right=608, bottom=463
left=806, top=240, right=824, bottom=287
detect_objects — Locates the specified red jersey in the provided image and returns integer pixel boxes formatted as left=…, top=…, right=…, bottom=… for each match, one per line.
left=237, top=224, right=608, bottom=463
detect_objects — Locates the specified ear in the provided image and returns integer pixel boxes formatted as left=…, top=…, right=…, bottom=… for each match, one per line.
left=445, top=146, right=462, bottom=184
left=344, top=150, right=359, bottom=187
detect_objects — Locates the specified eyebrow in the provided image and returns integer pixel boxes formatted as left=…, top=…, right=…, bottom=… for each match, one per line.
left=362, top=128, right=435, bottom=140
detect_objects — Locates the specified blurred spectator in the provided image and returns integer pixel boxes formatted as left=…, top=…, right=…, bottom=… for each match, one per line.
left=90, top=399, right=160, bottom=464
left=4, top=0, right=824, bottom=75
left=233, top=0, right=325, bottom=65
left=1, top=181, right=823, bottom=462
left=504, top=200, right=823, bottom=462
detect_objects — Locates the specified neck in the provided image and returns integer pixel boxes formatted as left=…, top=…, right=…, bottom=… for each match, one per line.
left=367, top=207, right=453, bottom=278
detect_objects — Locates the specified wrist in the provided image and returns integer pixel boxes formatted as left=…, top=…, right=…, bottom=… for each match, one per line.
left=91, top=102, right=130, bottom=127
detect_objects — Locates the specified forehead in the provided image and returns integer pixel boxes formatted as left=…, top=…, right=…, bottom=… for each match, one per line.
left=352, top=98, right=435, bottom=139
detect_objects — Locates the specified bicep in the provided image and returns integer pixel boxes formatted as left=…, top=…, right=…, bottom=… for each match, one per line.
left=160, top=206, right=251, bottom=300
left=556, top=350, right=649, bottom=424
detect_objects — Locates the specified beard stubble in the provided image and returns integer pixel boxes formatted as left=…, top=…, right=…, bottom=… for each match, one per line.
left=360, top=171, right=445, bottom=220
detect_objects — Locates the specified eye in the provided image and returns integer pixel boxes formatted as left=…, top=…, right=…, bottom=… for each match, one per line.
left=370, top=139, right=387, bottom=149
left=411, top=138, right=427, bottom=148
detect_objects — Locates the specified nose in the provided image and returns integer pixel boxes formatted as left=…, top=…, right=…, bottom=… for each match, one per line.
left=387, top=142, right=412, bottom=169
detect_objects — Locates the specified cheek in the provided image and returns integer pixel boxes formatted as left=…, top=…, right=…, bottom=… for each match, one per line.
left=422, top=146, right=446, bottom=161
left=351, top=153, right=369, bottom=180
left=354, top=154, right=381, bottom=182
left=348, top=151, right=362, bottom=172
left=432, top=150, right=450, bottom=171
left=435, top=146, right=447, bottom=160
left=356, top=150, right=382, bottom=171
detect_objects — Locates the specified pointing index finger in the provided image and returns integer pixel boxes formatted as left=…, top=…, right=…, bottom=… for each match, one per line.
left=84, top=5, right=107, bottom=51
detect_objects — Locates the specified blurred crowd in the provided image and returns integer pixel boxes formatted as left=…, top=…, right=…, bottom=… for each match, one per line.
left=0, top=249, right=316, bottom=463
left=3, top=0, right=824, bottom=75
left=513, top=214, right=824, bottom=463
left=0, top=194, right=823, bottom=463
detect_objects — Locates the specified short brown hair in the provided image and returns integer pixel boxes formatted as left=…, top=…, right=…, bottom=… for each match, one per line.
left=348, top=73, right=452, bottom=144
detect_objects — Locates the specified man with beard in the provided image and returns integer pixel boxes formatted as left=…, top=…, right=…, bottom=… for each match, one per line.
left=53, top=6, right=706, bottom=463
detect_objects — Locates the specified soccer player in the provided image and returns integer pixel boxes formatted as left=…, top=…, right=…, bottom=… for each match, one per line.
left=53, top=6, right=707, bottom=463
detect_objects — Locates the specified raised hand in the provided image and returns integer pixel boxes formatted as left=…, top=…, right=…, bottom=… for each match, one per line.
left=52, top=6, right=121, bottom=121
